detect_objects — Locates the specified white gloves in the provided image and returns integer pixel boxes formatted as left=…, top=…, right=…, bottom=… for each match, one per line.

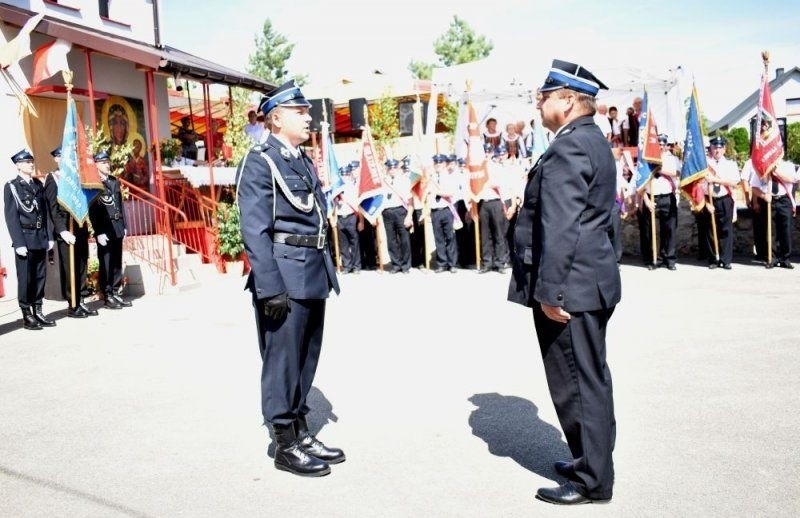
left=96, top=234, right=109, bottom=246
left=15, top=246, right=28, bottom=257
left=60, top=230, right=76, bottom=245
left=48, top=241, right=54, bottom=251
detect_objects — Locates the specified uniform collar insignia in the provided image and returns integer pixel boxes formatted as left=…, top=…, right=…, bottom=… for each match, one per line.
left=280, top=147, right=291, bottom=160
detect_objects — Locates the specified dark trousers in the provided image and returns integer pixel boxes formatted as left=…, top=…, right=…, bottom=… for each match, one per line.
left=382, top=206, right=411, bottom=271
left=638, top=194, right=677, bottom=266
left=695, top=210, right=710, bottom=260
left=479, top=199, right=508, bottom=268
left=253, top=297, right=326, bottom=425
left=609, top=203, right=622, bottom=263
left=533, top=305, right=616, bottom=500
left=755, top=196, right=794, bottom=262
left=431, top=207, right=457, bottom=268
left=455, top=200, right=474, bottom=268
left=358, top=221, right=377, bottom=269
left=706, top=196, right=734, bottom=265
left=57, top=225, right=90, bottom=306
left=410, top=209, right=425, bottom=268
left=97, top=236, right=124, bottom=295
left=504, top=199, right=517, bottom=262
left=337, top=213, right=360, bottom=272
left=15, top=249, right=46, bottom=309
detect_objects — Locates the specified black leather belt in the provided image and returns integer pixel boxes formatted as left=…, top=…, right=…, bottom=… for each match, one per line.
left=654, top=193, right=673, bottom=199
left=274, top=232, right=326, bottom=249
left=21, top=221, right=42, bottom=229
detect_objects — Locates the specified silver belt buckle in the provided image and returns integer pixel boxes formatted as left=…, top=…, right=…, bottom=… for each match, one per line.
left=316, top=235, right=325, bottom=249
left=35, top=220, right=42, bottom=229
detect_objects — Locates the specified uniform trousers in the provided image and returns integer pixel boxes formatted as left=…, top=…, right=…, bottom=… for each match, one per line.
left=336, top=213, right=360, bottom=272
left=382, top=206, right=411, bottom=271
left=638, top=194, right=677, bottom=266
left=479, top=199, right=508, bottom=268
left=694, top=210, right=710, bottom=260
left=57, top=224, right=90, bottom=305
left=253, top=297, right=326, bottom=426
left=504, top=199, right=517, bottom=263
left=706, top=195, right=734, bottom=265
left=97, top=236, right=124, bottom=295
left=533, top=305, right=616, bottom=500
left=431, top=207, right=457, bottom=268
left=754, top=196, right=794, bottom=263
left=455, top=200, right=474, bottom=267
left=15, top=249, right=46, bottom=309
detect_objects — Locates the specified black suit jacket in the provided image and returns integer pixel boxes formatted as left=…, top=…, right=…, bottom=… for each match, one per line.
left=4, top=176, right=51, bottom=250
left=88, top=175, right=127, bottom=239
left=508, top=115, right=621, bottom=312
left=236, top=134, right=339, bottom=301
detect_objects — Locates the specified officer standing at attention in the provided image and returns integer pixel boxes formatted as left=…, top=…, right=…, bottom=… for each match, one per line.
left=381, top=158, right=412, bottom=273
left=705, top=136, right=740, bottom=269
left=236, top=79, right=344, bottom=477
left=44, top=146, right=98, bottom=317
left=4, top=149, right=55, bottom=330
left=88, top=151, right=132, bottom=309
left=508, top=60, right=621, bottom=505
left=749, top=153, right=798, bottom=269
left=638, top=134, right=679, bottom=270
left=428, top=154, right=459, bottom=272
left=335, top=163, right=363, bottom=274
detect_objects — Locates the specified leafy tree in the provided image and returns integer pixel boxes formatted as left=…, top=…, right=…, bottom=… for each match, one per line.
left=786, top=122, right=800, bottom=165
left=408, top=60, right=433, bottom=80
left=247, top=19, right=307, bottom=86
left=223, top=87, right=256, bottom=166
left=433, top=15, right=493, bottom=67
left=728, top=127, right=750, bottom=156
left=368, top=89, right=400, bottom=160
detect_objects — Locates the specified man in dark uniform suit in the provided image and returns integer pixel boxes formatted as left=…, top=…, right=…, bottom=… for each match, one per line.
left=236, top=79, right=344, bottom=477
left=508, top=60, right=621, bottom=505
left=88, top=151, right=131, bottom=310
left=381, top=158, right=412, bottom=273
left=44, top=146, right=97, bottom=317
left=4, top=149, right=55, bottom=330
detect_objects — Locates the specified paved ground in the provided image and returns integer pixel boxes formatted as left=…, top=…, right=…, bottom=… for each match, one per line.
left=1, top=256, right=799, bottom=517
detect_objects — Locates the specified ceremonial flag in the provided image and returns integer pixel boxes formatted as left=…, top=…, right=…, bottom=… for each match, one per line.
left=0, top=13, right=44, bottom=69
left=31, top=39, right=72, bottom=86
left=357, top=127, right=384, bottom=224
left=633, top=91, right=660, bottom=192
left=465, top=100, right=489, bottom=198
left=320, top=122, right=345, bottom=217
left=58, top=98, right=100, bottom=223
left=529, top=120, right=549, bottom=163
left=679, top=85, right=709, bottom=210
left=751, top=67, right=784, bottom=179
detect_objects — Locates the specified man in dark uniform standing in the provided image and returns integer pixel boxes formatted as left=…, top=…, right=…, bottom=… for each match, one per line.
left=508, top=60, right=621, bottom=505
left=4, top=149, right=55, bottom=330
left=88, top=151, right=131, bottom=309
left=44, top=146, right=97, bottom=317
left=236, top=79, right=344, bottom=477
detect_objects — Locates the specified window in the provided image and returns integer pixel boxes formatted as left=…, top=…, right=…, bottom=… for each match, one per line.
left=787, top=98, right=800, bottom=116
left=99, top=0, right=109, bottom=18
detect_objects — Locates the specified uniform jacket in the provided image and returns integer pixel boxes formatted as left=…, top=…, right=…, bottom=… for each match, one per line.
left=508, top=115, right=621, bottom=312
left=4, top=175, right=51, bottom=250
left=88, top=175, right=126, bottom=239
left=236, top=134, right=339, bottom=301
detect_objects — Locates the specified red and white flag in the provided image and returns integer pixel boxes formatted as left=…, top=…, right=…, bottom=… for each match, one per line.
left=751, top=71, right=784, bottom=180
left=31, top=39, right=72, bottom=86
left=465, top=101, right=488, bottom=198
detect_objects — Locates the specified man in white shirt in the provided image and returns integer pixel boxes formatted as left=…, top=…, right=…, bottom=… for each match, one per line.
left=749, top=154, right=798, bottom=268
left=428, top=154, right=459, bottom=272
left=705, top=136, right=740, bottom=269
left=244, top=110, right=265, bottom=143
left=638, top=134, right=679, bottom=270
left=381, top=159, right=412, bottom=273
left=594, top=104, right=612, bottom=143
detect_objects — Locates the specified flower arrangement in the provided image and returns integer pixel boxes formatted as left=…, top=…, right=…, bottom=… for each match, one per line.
left=216, top=201, right=245, bottom=260
left=159, top=137, right=182, bottom=165
left=86, top=257, right=100, bottom=294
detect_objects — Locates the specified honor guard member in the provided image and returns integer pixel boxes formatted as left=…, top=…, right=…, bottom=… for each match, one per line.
left=705, top=136, right=740, bottom=269
left=44, top=146, right=97, bottom=317
left=477, top=147, right=508, bottom=273
left=508, top=60, right=621, bottom=505
left=428, top=154, right=458, bottom=272
left=236, top=79, right=343, bottom=477
left=382, top=158, right=412, bottom=273
left=638, top=134, right=679, bottom=270
left=351, top=159, right=378, bottom=270
left=405, top=156, right=426, bottom=268
left=449, top=154, right=474, bottom=268
left=88, top=151, right=131, bottom=309
left=750, top=155, right=798, bottom=269
left=4, top=149, right=56, bottom=330
left=336, top=163, right=363, bottom=274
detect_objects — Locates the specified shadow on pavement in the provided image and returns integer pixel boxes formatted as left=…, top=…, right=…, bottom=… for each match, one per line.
left=468, top=392, right=570, bottom=482
left=266, top=386, right=338, bottom=458
left=0, top=464, right=155, bottom=518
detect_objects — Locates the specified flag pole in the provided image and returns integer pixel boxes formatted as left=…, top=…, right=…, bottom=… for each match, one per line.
left=707, top=189, right=720, bottom=263
left=363, top=105, right=385, bottom=273
left=762, top=51, right=773, bottom=267
left=648, top=178, right=657, bottom=266
left=62, top=69, right=78, bottom=310
left=466, top=81, right=481, bottom=271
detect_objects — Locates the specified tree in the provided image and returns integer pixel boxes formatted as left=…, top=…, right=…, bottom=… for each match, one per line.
left=407, top=15, right=493, bottom=79
left=728, top=127, right=750, bottom=156
left=438, top=100, right=458, bottom=135
left=786, top=122, right=800, bottom=166
left=408, top=60, right=433, bottom=80
left=247, top=19, right=307, bottom=85
left=369, top=89, right=400, bottom=160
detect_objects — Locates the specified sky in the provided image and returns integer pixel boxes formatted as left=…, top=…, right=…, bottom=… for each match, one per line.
left=160, top=0, right=800, bottom=122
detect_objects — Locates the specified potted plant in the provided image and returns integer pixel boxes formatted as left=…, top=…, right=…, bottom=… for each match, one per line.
left=216, top=201, right=246, bottom=274
left=159, top=137, right=181, bottom=166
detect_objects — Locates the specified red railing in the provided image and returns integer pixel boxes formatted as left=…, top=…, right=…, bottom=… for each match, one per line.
left=163, top=178, right=225, bottom=272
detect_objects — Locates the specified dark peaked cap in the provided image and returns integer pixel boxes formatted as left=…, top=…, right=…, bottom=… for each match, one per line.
left=540, top=59, right=608, bottom=97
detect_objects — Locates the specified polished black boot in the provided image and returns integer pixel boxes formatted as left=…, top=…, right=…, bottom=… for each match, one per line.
left=295, top=415, right=346, bottom=464
left=67, top=305, right=89, bottom=318
left=32, top=305, right=56, bottom=327
left=21, top=308, right=42, bottom=330
left=111, top=293, right=132, bottom=307
left=271, top=423, right=330, bottom=477
left=79, top=300, right=99, bottom=316
left=104, top=293, right=122, bottom=310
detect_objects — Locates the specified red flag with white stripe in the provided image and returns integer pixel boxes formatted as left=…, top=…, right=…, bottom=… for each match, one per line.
left=32, top=39, right=72, bottom=86
left=751, top=69, right=784, bottom=180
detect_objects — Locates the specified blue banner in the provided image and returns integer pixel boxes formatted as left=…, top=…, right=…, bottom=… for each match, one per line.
left=57, top=98, right=98, bottom=224
left=325, top=133, right=345, bottom=217
left=633, top=91, right=652, bottom=192
left=679, top=86, right=709, bottom=209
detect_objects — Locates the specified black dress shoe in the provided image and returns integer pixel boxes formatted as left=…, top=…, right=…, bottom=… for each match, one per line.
left=554, top=460, right=574, bottom=477
left=67, top=306, right=89, bottom=318
left=708, top=263, right=718, bottom=270
left=536, top=482, right=610, bottom=505
left=778, top=261, right=794, bottom=269
left=294, top=416, right=345, bottom=464
left=449, top=266, right=458, bottom=273
left=765, top=262, right=774, bottom=269
left=32, top=306, right=57, bottom=327
left=79, top=301, right=99, bottom=316
left=433, top=267, right=445, bottom=273
left=478, top=267, right=491, bottom=274
left=646, top=264, right=657, bottom=271
left=722, top=263, right=732, bottom=270
left=112, top=294, right=132, bottom=307
left=104, top=297, right=122, bottom=310
left=271, top=423, right=330, bottom=477
left=667, top=264, right=677, bottom=271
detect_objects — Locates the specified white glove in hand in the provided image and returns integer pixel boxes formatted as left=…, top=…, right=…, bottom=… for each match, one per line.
left=97, top=234, right=109, bottom=247
left=60, top=230, right=76, bottom=245
left=15, top=246, right=28, bottom=257
left=48, top=240, right=54, bottom=251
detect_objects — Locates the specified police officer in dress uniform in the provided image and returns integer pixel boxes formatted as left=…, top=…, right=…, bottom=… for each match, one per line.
left=750, top=155, right=798, bottom=269
left=4, top=149, right=56, bottom=330
left=508, top=60, right=621, bottom=505
left=382, top=158, right=412, bottom=273
left=236, top=79, right=344, bottom=477
left=451, top=155, right=474, bottom=268
left=335, top=164, right=362, bottom=274
left=428, top=154, right=458, bottom=272
left=88, top=151, right=132, bottom=309
left=477, top=145, right=508, bottom=272
left=44, top=146, right=97, bottom=317
left=705, top=136, right=740, bottom=269
left=405, top=156, right=426, bottom=269
left=638, top=134, right=679, bottom=270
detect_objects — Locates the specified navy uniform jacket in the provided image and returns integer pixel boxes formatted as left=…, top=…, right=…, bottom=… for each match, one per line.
left=4, top=176, right=51, bottom=250
left=508, top=115, right=621, bottom=312
left=88, top=176, right=127, bottom=239
left=237, top=134, right=339, bottom=301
